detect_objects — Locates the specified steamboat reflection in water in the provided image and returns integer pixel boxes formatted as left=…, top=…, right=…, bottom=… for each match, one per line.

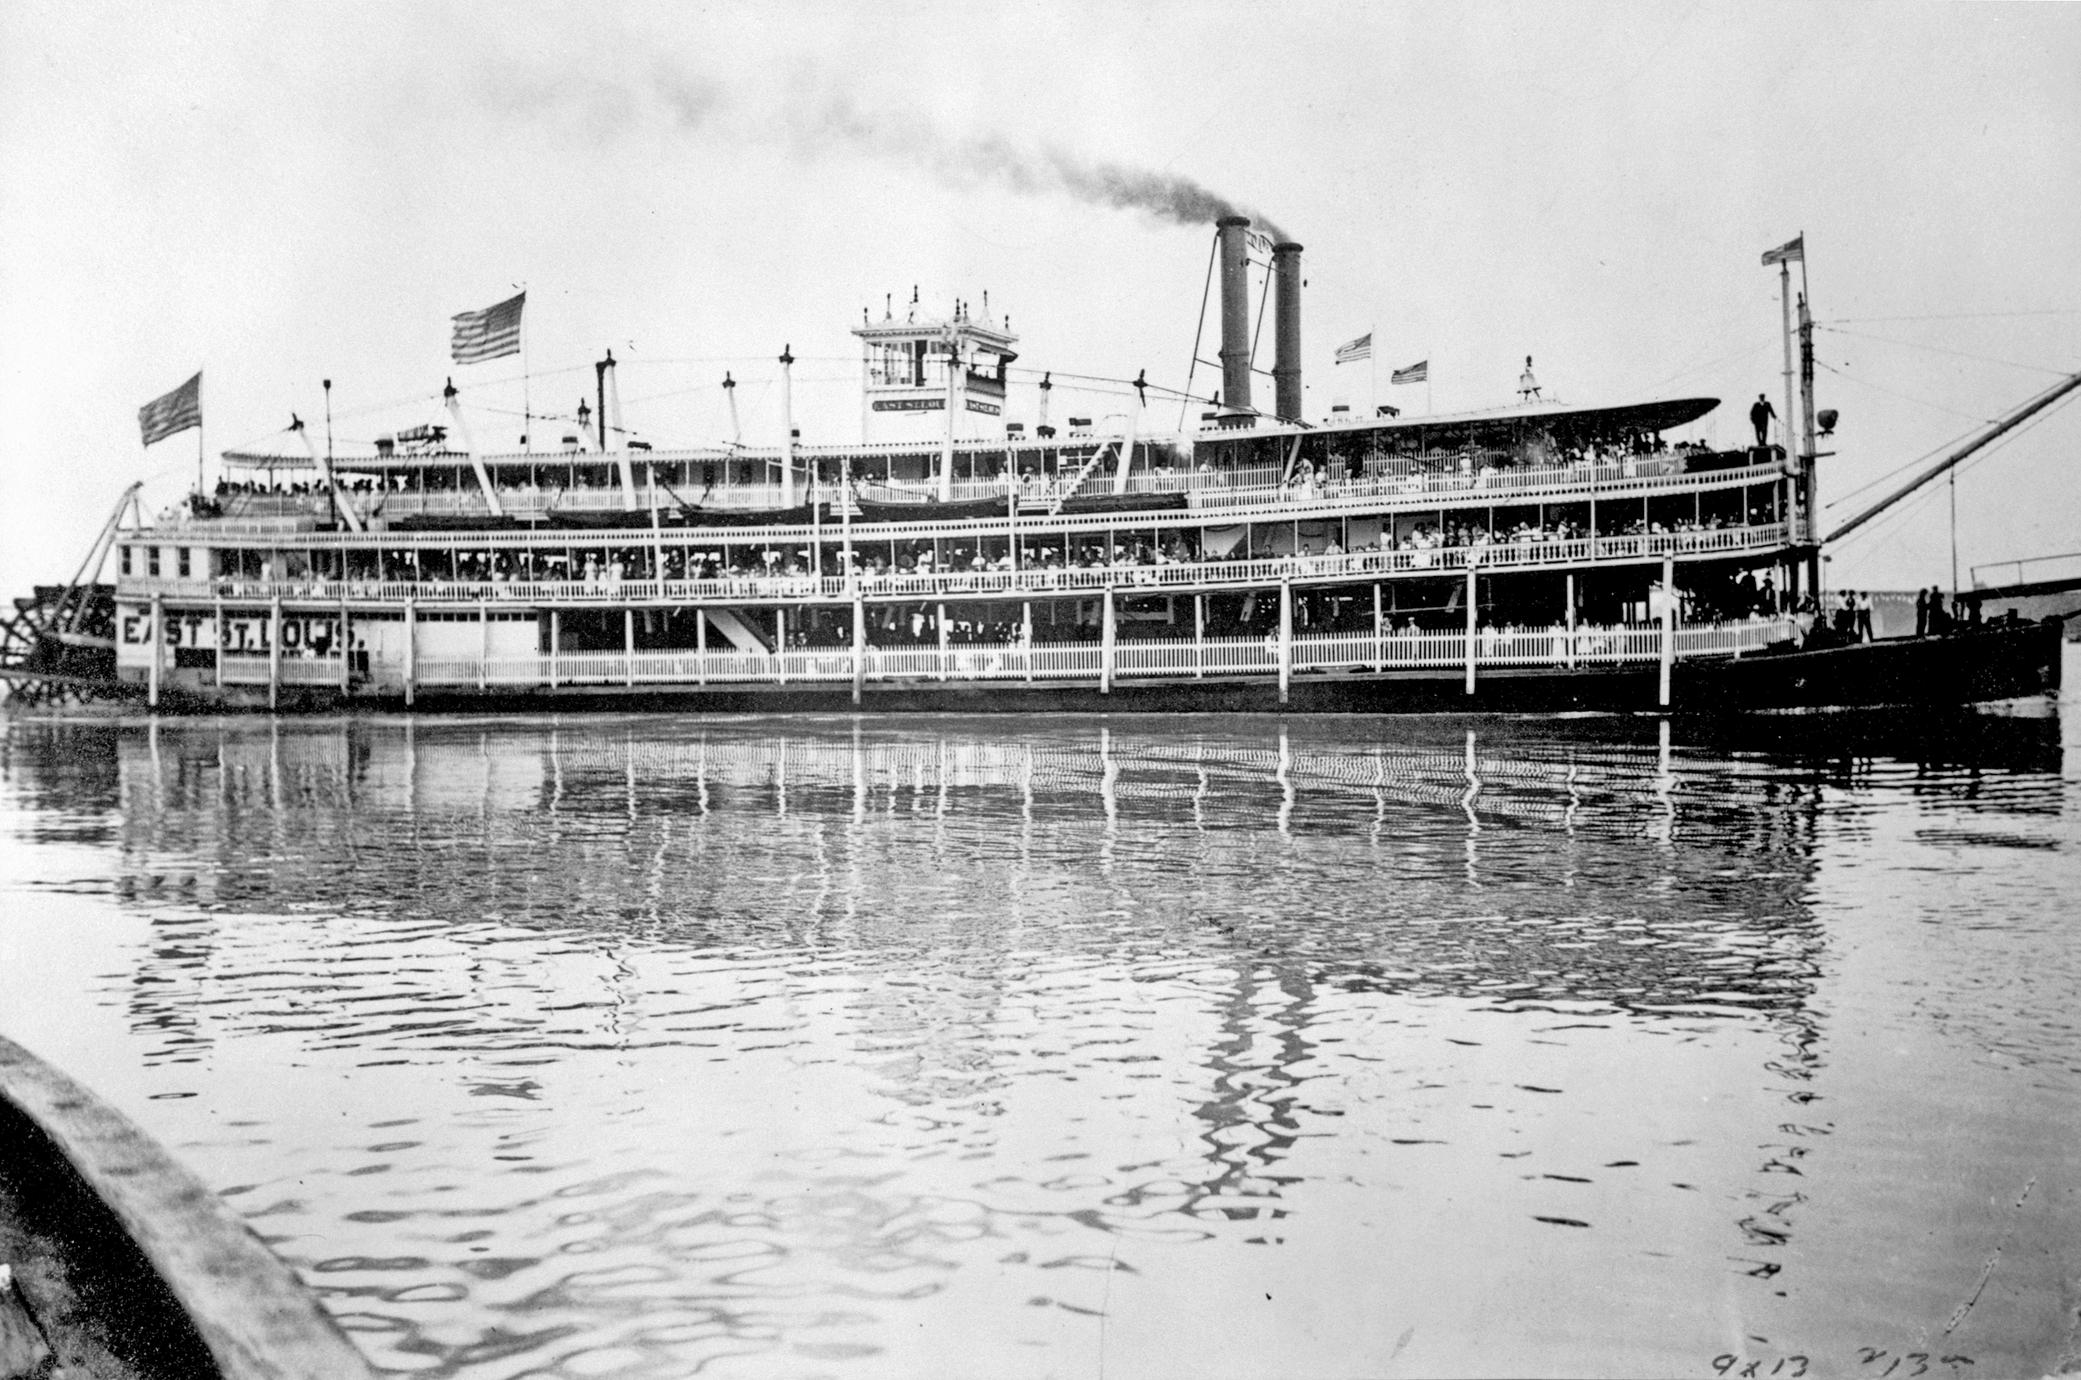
left=93, top=716, right=1838, bottom=1015
left=1, top=713, right=2068, bottom=1377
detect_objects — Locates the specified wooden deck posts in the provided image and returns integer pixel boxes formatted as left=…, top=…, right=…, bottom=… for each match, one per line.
left=1277, top=579, right=1292, bottom=705
left=147, top=594, right=162, bottom=709
left=548, top=609, right=560, bottom=688
left=1659, top=553, right=1675, bottom=708
left=402, top=598, right=415, bottom=707
left=1464, top=564, right=1478, bottom=695
left=1373, top=582, right=1384, bottom=673
left=624, top=607, right=636, bottom=687
left=1100, top=586, right=1116, bottom=694
left=1023, top=600, right=1034, bottom=685
left=852, top=590, right=865, bottom=706
left=1194, top=593, right=1206, bottom=678
left=479, top=603, right=490, bottom=691
left=1565, top=572, right=1576, bottom=669
left=267, top=596, right=282, bottom=711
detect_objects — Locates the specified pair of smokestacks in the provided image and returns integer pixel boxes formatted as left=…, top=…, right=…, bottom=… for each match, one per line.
left=1216, top=215, right=1302, bottom=423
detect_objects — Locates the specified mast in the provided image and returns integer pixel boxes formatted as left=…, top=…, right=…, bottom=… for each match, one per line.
left=1778, top=259, right=1796, bottom=465
left=1798, top=293, right=1817, bottom=475
left=1826, top=368, right=2081, bottom=544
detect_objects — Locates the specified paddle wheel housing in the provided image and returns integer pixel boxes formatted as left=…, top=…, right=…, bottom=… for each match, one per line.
left=0, top=485, right=140, bottom=709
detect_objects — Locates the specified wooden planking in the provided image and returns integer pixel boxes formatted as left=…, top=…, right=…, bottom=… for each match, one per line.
left=0, top=1036, right=371, bottom=1380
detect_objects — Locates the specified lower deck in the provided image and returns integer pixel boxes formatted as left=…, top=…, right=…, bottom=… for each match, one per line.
left=123, top=604, right=1797, bottom=711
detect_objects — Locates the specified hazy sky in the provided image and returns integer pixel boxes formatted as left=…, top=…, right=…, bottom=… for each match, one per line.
left=3, top=1, right=2077, bottom=597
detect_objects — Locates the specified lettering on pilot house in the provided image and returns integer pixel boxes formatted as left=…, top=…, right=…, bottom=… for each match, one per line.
left=868, top=397, right=1001, bottom=414
left=121, top=610, right=338, bottom=651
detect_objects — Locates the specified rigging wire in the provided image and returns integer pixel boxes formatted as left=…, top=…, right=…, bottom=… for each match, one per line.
left=1824, top=372, right=2080, bottom=509
left=1248, top=254, right=1273, bottom=374
left=1636, top=338, right=1777, bottom=396
left=1815, top=324, right=2074, bottom=377
left=1178, top=231, right=1218, bottom=431
left=1821, top=308, right=2081, bottom=326
left=1827, top=397, right=2072, bottom=548
left=1813, top=359, right=1995, bottom=430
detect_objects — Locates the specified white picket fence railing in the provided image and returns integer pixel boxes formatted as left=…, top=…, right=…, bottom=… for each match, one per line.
left=328, top=618, right=1799, bottom=691
left=123, top=523, right=1794, bottom=609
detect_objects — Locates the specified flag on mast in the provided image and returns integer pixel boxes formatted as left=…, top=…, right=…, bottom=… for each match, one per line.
left=137, top=372, right=201, bottom=447
left=1760, top=235, right=1804, bottom=266
left=1390, top=360, right=1428, bottom=384
left=1333, top=332, right=1372, bottom=364
left=450, top=291, right=526, bottom=364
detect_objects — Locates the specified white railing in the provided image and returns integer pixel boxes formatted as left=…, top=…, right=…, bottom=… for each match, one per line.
left=187, top=617, right=1798, bottom=693
left=210, top=654, right=342, bottom=686
left=169, top=455, right=1786, bottom=536
left=1183, top=455, right=1760, bottom=514
left=856, top=478, right=1039, bottom=506
left=278, top=656, right=346, bottom=684
left=218, top=654, right=273, bottom=685
left=120, top=524, right=1793, bottom=609
left=1671, top=619, right=1794, bottom=656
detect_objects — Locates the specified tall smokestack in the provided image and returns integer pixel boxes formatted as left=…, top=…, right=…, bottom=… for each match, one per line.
left=1216, top=215, right=1253, bottom=417
left=1272, top=241, right=1303, bottom=422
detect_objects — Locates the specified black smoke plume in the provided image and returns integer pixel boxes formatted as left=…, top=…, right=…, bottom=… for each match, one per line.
left=781, top=92, right=1288, bottom=241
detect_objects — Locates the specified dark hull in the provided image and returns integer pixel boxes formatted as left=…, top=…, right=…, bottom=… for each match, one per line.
left=1673, top=618, right=2064, bottom=712
left=45, top=619, right=2060, bottom=717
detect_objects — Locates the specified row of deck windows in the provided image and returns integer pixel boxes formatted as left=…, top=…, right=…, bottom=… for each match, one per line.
left=136, top=482, right=1784, bottom=584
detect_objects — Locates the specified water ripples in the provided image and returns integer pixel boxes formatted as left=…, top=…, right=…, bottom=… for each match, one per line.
left=3, top=710, right=2078, bottom=1376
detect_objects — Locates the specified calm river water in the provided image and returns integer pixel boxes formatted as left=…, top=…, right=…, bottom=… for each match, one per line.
left=3, top=697, right=2080, bottom=1378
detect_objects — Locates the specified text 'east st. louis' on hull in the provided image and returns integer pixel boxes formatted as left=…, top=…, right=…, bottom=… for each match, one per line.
left=2, top=221, right=2071, bottom=717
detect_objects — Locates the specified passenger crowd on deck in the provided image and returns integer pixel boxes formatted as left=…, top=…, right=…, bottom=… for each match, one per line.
left=202, top=505, right=1784, bottom=596
left=187, top=429, right=1765, bottom=522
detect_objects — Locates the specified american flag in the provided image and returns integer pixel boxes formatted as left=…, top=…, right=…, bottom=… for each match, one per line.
left=1333, top=332, right=1372, bottom=364
left=137, top=372, right=201, bottom=447
left=1760, top=235, right=1803, bottom=267
left=1390, top=360, right=1428, bottom=385
left=450, top=291, right=526, bottom=364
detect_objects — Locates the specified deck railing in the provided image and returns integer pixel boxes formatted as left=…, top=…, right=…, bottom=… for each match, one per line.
left=217, top=654, right=344, bottom=686
left=165, top=455, right=1789, bottom=536
left=123, top=523, right=1793, bottom=608
left=377, top=618, right=1796, bottom=691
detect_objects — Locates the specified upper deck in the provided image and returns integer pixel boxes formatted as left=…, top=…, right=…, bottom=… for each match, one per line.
left=174, top=395, right=1772, bottom=546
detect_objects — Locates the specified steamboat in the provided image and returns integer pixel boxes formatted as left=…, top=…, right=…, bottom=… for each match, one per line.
left=2, top=220, right=2067, bottom=714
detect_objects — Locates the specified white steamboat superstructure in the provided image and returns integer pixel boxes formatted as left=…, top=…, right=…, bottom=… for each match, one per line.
left=89, top=219, right=1834, bottom=714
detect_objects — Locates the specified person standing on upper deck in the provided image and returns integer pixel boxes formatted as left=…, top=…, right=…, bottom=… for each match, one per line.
left=1750, top=394, right=1777, bottom=448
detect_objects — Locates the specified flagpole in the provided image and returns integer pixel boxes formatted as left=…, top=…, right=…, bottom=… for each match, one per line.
left=193, top=372, right=205, bottom=497
left=520, top=286, right=532, bottom=453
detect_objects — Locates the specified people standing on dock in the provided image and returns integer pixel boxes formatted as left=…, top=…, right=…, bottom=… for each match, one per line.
left=1855, top=590, right=1874, bottom=641
left=1750, top=393, right=1777, bottom=449
left=1914, top=587, right=1930, bottom=637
